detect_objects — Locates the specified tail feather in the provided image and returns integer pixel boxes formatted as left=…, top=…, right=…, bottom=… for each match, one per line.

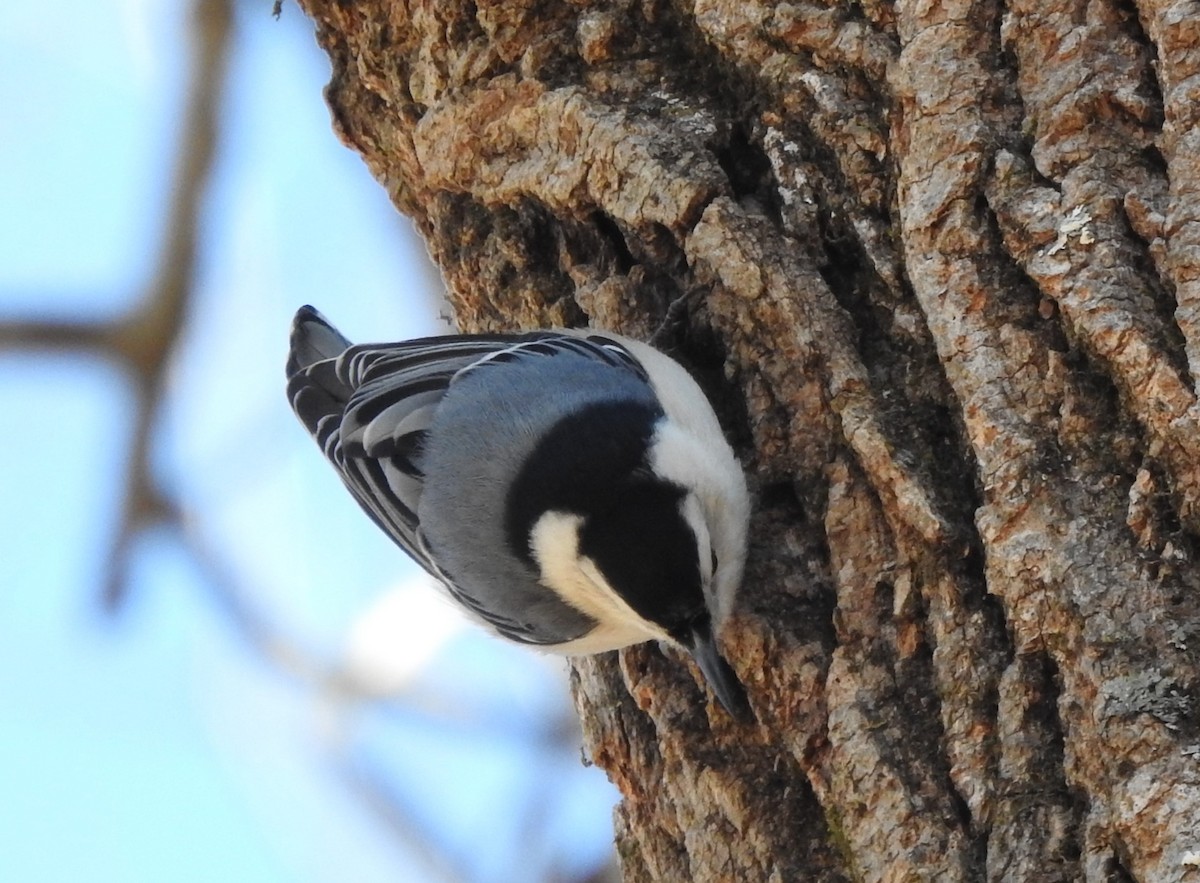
left=286, top=306, right=354, bottom=442
left=286, top=305, right=352, bottom=377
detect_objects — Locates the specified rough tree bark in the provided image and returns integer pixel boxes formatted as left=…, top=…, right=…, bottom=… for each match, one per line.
left=291, top=0, right=1200, bottom=879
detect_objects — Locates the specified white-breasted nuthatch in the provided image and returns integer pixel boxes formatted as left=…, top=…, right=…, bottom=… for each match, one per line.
left=286, top=306, right=752, bottom=718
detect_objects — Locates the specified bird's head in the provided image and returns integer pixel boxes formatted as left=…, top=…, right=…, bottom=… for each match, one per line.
left=529, top=471, right=751, bottom=720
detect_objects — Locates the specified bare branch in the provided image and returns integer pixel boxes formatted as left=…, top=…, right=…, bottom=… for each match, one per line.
left=0, top=318, right=111, bottom=352
left=99, top=0, right=233, bottom=608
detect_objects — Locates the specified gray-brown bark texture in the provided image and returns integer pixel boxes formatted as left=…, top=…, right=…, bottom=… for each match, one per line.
left=293, top=0, right=1200, bottom=879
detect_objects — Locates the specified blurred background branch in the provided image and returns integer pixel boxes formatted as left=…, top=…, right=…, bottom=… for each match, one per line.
left=0, top=1, right=617, bottom=880
left=0, top=0, right=231, bottom=608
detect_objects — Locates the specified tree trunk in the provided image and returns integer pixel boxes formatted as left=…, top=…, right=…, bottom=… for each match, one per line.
left=292, top=0, right=1200, bottom=879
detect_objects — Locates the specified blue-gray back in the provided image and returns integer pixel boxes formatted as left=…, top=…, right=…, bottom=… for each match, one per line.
left=419, top=351, right=661, bottom=643
left=286, top=311, right=657, bottom=645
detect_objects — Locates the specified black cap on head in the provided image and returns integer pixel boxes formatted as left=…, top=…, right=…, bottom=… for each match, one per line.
left=576, top=478, right=701, bottom=623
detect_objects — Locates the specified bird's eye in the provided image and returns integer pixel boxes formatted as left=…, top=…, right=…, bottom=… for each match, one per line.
left=710, top=548, right=719, bottom=574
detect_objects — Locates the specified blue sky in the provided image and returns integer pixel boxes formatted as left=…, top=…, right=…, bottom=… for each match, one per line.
left=0, top=2, right=618, bottom=881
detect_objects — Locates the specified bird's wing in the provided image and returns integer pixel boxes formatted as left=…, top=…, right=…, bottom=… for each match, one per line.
left=285, top=307, right=645, bottom=643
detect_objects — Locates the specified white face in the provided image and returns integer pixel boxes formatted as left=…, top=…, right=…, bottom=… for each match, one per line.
left=681, top=492, right=715, bottom=588
left=647, top=424, right=749, bottom=625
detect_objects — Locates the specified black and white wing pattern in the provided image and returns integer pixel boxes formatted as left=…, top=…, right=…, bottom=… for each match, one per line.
left=285, top=306, right=646, bottom=641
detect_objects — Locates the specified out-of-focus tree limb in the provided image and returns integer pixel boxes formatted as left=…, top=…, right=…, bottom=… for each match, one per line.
left=0, top=319, right=109, bottom=351
left=102, top=0, right=232, bottom=608
left=1, top=1, right=617, bottom=877
left=0, top=0, right=233, bottom=609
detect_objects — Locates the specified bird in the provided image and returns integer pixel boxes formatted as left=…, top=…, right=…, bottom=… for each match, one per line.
left=286, top=305, right=752, bottom=719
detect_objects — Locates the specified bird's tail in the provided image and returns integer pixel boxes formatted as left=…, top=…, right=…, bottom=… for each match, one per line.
left=286, top=305, right=352, bottom=377
left=286, top=306, right=354, bottom=446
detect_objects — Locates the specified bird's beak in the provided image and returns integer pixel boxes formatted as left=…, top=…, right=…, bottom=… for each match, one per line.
left=685, top=621, right=753, bottom=722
